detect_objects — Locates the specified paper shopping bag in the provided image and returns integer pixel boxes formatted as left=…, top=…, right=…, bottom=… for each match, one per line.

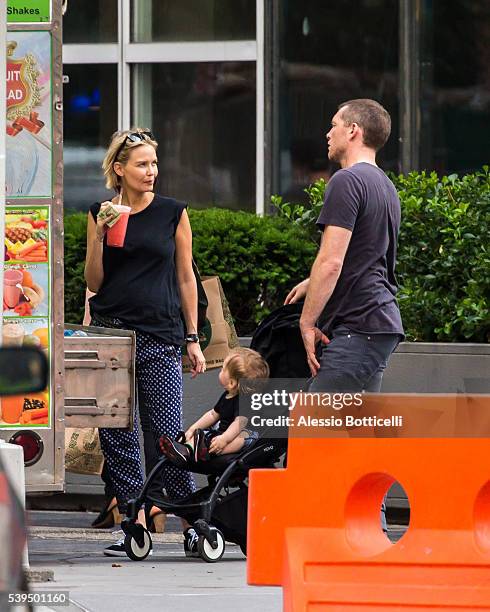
left=65, top=427, right=104, bottom=475
left=182, top=276, right=239, bottom=373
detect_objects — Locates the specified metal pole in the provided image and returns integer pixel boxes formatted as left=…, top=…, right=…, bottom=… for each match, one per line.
left=399, top=0, right=421, bottom=173
left=0, top=3, right=7, bottom=338
left=256, top=0, right=265, bottom=215
left=263, top=0, right=280, bottom=210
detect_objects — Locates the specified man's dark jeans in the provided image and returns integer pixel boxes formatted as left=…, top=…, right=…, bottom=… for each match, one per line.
left=309, top=326, right=401, bottom=393
left=308, top=325, right=401, bottom=533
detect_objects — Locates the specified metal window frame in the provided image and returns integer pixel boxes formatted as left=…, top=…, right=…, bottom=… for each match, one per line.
left=124, top=40, right=257, bottom=63
left=120, top=0, right=131, bottom=129
left=399, top=0, right=421, bottom=173
left=256, top=0, right=265, bottom=215
left=263, top=0, right=280, bottom=205
left=62, top=0, right=264, bottom=213
left=62, top=44, right=119, bottom=63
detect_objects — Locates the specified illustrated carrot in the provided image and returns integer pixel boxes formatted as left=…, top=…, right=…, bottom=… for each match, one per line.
left=19, top=251, right=47, bottom=259
left=19, top=407, right=48, bottom=424
left=25, top=245, right=46, bottom=252
left=24, top=407, right=48, bottom=418
left=17, top=240, right=45, bottom=257
left=17, top=249, right=47, bottom=259
left=20, top=245, right=46, bottom=254
left=30, top=417, right=49, bottom=425
left=21, top=256, right=48, bottom=262
left=16, top=251, right=47, bottom=260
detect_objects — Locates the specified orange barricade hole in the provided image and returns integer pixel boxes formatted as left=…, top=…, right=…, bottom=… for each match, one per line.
left=345, top=472, right=410, bottom=555
left=474, top=480, right=490, bottom=553
left=385, top=480, right=410, bottom=544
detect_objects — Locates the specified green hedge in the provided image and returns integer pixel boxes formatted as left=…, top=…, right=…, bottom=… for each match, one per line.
left=63, top=209, right=316, bottom=335
left=64, top=168, right=489, bottom=341
left=64, top=211, right=89, bottom=326
left=272, top=167, right=490, bottom=342
left=394, top=169, right=489, bottom=342
left=189, top=209, right=318, bottom=333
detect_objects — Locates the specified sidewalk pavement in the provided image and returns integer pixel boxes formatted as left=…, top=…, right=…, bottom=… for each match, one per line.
left=25, top=511, right=282, bottom=612
left=24, top=511, right=406, bottom=612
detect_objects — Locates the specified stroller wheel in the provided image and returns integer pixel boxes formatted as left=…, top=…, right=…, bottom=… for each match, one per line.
left=197, top=528, right=225, bottom=563
left=124, top=528, right=152, bottom=561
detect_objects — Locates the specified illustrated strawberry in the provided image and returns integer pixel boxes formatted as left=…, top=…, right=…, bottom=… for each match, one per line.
left=14, top=302, right=33, bottom=316
left=32, top=220, right=47, bottom=229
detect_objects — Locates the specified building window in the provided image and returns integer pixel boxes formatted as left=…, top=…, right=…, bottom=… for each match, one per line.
left=63, top=65, right=118, bottom=209
left=63, top=0, right=118, bottom=44
left=63, top=1, right=259, bottom=212
left=419, top=1, right=490, bottom=174
left=271, top=0, right=399, bottom=202
left=132, top=62, right=256, bottom=210
left=131, top=0, right=256, bottom=42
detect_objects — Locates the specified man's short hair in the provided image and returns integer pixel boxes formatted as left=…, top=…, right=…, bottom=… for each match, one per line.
left=338, top=99, right=391, bottom=152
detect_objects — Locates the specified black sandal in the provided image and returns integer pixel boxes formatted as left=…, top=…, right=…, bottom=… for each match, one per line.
left=146, top=508, right=166, bottom=533
left=91, top=497, right=122, bottom=529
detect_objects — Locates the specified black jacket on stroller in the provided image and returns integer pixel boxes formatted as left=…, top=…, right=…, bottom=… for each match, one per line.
left=250, top=302, right=309, bottom=379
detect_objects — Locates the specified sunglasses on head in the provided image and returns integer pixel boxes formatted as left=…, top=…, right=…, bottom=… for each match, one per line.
left=114, top=130, right=154, bottom=162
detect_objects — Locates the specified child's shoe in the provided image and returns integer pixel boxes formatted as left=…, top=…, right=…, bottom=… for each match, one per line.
left=159, top=434, right=191, bottom=467
left=193, top=429, right=210, bottom=463
left=175, top=430, right=187, bottom=444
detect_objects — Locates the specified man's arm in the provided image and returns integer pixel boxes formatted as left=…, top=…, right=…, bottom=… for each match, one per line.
left=301, top=225, right=352, bottom=326
left=284, top=277, right=310, bottom=305
left=300, top=225, right=353, bottom=375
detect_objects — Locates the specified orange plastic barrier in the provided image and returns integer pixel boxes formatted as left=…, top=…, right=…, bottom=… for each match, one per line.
left=247, top=394, right=490, bottom=610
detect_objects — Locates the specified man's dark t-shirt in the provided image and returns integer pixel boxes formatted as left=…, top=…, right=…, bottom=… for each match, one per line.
left=214, top=392, right=239, bottom=434
left=316, top=162, right=404, bottom=336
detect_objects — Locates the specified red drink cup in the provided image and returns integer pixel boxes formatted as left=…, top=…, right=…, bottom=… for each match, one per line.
left=106, top=205, right=131, bottom=247
left=3, top=269, right=23, bottom=308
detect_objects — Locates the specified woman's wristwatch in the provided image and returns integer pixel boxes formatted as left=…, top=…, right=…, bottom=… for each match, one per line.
left=185, top=333, right=199, bottom=343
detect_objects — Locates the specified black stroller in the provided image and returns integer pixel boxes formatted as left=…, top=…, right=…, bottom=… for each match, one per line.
left=120, top=436, right=287, bottom=562
left=120, top=303, right=306, bottom=563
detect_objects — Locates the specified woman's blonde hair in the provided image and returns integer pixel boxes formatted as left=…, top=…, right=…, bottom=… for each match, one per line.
left=101, top=127, right=158, bottom=191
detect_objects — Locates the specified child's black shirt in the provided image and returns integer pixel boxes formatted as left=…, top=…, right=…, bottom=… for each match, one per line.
left=214, top=392, right=239, bottom=434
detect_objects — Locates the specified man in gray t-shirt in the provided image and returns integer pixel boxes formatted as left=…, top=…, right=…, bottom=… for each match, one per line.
left=285, top=98, right=403, bottom=392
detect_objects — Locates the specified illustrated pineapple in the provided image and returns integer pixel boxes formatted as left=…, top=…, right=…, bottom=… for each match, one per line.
left=5, top=225, right=33, bottom=243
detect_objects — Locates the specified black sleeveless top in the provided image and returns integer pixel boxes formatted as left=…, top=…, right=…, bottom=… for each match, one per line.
left=89, top=195, right=186, bottom=344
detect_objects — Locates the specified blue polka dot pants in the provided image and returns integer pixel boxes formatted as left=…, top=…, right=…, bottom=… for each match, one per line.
left=93, top=319, right=196, bottom=512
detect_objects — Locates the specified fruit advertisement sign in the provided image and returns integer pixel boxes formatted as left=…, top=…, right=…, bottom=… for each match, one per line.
left=1, top=207, right=50, bottom=427
left=6, top=31, right=52, bottom=198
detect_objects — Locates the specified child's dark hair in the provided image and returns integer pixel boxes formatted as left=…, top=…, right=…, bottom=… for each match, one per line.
left=225, top=348, right=269, bottom=392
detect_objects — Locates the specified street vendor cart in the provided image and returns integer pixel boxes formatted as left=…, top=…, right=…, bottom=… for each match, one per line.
left=0, top=1, right=136, bottom=493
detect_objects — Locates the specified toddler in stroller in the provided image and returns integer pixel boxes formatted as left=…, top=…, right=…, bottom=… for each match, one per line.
left=119, top=348, right=286, bottom=563
left=160, top=348, right=269, bottom=466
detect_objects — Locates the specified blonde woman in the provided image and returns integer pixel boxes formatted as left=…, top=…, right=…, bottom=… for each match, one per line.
left=84, top=128, right=206, bottom=556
